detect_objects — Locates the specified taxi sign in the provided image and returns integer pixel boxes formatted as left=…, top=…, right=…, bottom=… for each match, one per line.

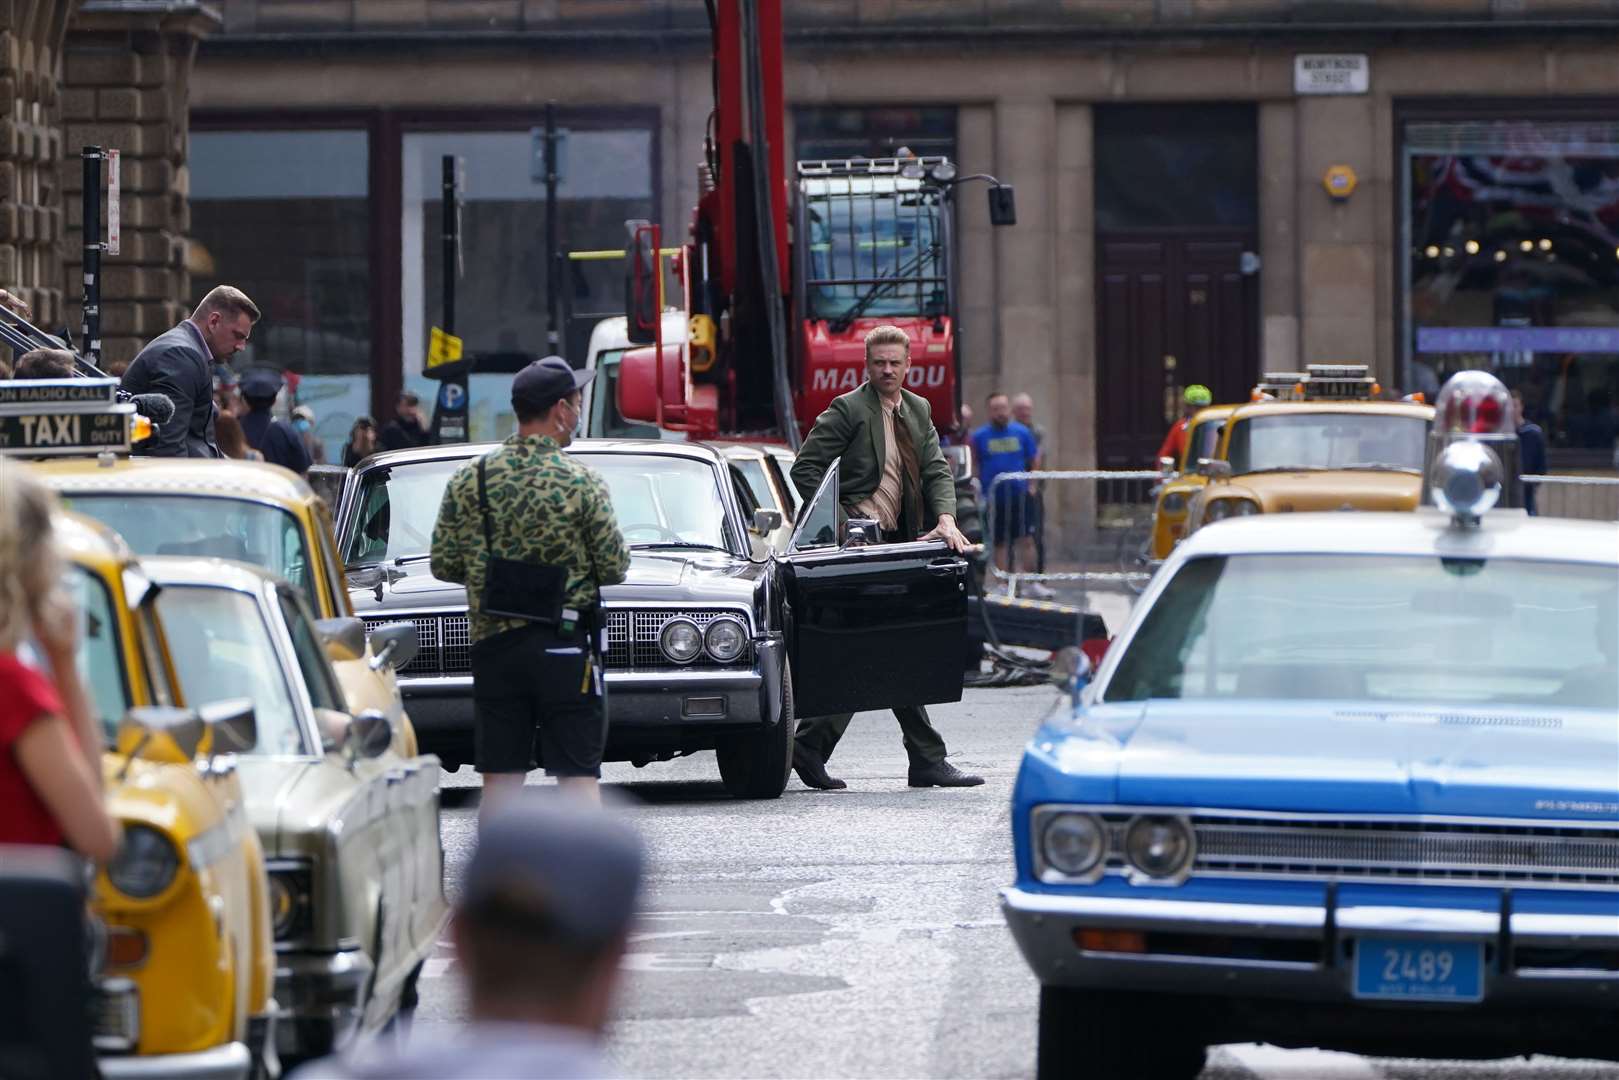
left=0, top=379, right=134, bottom=456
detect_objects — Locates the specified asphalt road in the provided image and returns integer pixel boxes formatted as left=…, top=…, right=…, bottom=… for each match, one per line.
left=393, top=685, right=1618, bottom=1080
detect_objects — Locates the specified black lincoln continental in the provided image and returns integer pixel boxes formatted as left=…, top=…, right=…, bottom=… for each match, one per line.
left=334, top=439, right=969, bottom=798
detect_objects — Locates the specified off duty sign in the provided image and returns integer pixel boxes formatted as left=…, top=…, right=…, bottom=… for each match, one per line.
left=1295, top=54, right=1369, bottom=95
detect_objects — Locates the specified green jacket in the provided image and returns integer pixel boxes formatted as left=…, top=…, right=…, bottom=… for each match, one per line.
left=791, top=381, right=956, bottom=535
left=431, top=434, right=630, bottom=643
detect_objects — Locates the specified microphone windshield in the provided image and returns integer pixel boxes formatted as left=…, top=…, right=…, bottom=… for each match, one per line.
left=131, top=393, right=175, bottom=424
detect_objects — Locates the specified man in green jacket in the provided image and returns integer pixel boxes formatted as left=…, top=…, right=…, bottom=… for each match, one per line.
left=787, top=325, right=982, bottom=792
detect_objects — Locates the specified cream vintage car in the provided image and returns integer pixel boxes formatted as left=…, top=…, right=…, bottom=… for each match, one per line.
left=140, top=555, right=447, bottom=1065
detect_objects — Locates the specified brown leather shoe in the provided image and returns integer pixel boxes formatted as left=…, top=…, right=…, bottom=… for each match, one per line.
left=908, top=760, right=985, bottom=788
left=792, top=744, right=847, bottom=790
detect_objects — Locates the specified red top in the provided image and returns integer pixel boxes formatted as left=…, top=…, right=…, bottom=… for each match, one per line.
left=0, top=652, right=68, bottom=848
left=1155, top=418, right=1190, bottom=466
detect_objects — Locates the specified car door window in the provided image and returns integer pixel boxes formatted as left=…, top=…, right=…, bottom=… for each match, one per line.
left=731, top=464, right=761, bottom=518
left=788, top=460, right=840, bottom=552
left=763, top=455, right=797, bottom=521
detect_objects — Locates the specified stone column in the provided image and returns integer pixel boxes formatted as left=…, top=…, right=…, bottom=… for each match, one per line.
left=0, top=1, right=79, bottom=337
left=62, top=1, right=218, bottom=371
left=1258, top=99, right=1298, bottom=373
left=1296, top=94, right=1378, bottom=377
left=955, top=104, right=995, bottom=419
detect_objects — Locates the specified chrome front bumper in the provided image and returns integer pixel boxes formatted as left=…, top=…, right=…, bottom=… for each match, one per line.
left=98, top=1043, right=250, bottom=1080
left=274, top=946, right=373, bottom=1058
left=1000, top=886, right=1619, bottom=1004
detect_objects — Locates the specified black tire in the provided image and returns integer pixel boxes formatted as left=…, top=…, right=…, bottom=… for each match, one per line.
left=1037, top=987, right=1205, bottom=1080
left=716, top=662, right=796, bottom=799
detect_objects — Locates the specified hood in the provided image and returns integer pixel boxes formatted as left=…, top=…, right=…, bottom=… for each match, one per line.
left=1223, top=470, right=1422, bottom=513
left=234, top=758, right=321, bottom=857
left=1038, top=700, right=1619, bottom=822
left=348, top=550, right=763, bottom=615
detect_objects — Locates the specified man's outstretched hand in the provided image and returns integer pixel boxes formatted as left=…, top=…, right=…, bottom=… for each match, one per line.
left=922, top=513, right=973, bottom=554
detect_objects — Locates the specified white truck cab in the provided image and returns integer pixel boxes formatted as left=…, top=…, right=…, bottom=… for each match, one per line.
left=582, top=311, right=688, bottom=441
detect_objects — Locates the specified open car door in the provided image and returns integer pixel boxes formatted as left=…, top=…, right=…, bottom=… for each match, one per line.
left=777, top=461, right=968, bottom=716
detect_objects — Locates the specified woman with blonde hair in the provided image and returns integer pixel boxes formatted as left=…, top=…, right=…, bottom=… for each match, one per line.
left=0, top=461, right=120, bottom=862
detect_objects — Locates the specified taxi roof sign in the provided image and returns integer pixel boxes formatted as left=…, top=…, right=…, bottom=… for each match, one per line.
left=0, top=378, right=134, bottom=456
left=1251, top=364, right=1379, bottom=402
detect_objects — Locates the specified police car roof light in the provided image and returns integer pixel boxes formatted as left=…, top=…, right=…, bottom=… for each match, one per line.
left=1436, top=369, right=1515, bottom=437
left=1431, top=439, right=1503, bottom=526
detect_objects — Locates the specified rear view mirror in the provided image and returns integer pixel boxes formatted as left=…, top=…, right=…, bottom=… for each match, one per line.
left=344, top=710, right=393, bottom=765
left=366, top=621, right=418, bottom=671
left=314, top=616, right=367, bottom=663
left=198, top=698, right=256, bottom=755
left=752, top=508, right=783, bottom=535
left=988, top=185, right=1017, bottom=227
left=624, top=219, right=658, bottom=345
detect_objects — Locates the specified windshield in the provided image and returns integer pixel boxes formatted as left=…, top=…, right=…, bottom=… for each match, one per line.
left=1225, top=412, right=1427, bottom=475
left=348, top=452, right=734, bottom=560
left=157, top=585, right=312, bottom=756
left=345, top=458, right=466, bottom=566
left=1106, top=554, right=1618, bottom=710
left=805, top=186, right=945, bottom=322
left=67, top=494, right=319, bottom=610
left=587, top=351, right=662, bottom=439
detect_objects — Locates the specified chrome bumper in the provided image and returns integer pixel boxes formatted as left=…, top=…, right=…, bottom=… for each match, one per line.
left=1000, top=886, right=1619, bottom=1004
left=98, top=1043, right=250, bottom=1080
left=274, top=947, right=373, bottom=1058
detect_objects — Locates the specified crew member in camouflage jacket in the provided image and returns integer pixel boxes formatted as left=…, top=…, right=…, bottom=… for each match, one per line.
left=431, top=356, right=630, bottom=810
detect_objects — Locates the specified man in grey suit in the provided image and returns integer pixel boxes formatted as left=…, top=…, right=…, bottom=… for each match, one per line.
left=786, top=324, right=982, bottom=792
left=121, top=285, right=260, bottom=457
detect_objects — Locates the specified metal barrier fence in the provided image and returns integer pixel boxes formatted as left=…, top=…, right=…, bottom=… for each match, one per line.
left=981, top=469, right=1619, bottom=600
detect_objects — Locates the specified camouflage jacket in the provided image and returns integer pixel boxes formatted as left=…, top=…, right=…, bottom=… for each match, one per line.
left=431, top=434, right=630, bottom=643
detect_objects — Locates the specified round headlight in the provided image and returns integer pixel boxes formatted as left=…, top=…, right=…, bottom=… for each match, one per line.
left=659, top=618, right=703, bottom=663
left=703, top=617, right=747, bottom=663
left=1040, top=812, right=1105, bottom=878
left=1124, top=815, right=1195, bottom=882
left=269, top=875, right=296, bottom=937
left=107, top=824, right=180, bottom=900
left=1206, top=499, right=1258, bottom=521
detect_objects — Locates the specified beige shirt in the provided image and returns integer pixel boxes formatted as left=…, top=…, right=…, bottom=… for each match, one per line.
left=854, top=398, right=903, bottom=530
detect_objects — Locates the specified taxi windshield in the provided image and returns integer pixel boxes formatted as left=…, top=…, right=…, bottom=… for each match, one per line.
left=1225, top=413, right=1427, bottom=475
left=66, top=495, right=318, bottom=610
left=1106, top=554, right=1618, bottom=711
left=156, top=585, right=312, bottom=756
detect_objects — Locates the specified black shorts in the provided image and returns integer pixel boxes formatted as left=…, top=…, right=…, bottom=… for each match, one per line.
left=470, top=623, right=606, bottom=777
left=989, top=487, right=1032, bottom=544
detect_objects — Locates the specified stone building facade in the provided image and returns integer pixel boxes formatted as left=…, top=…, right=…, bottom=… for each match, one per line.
left=191, top=0, right=1619, bottom=469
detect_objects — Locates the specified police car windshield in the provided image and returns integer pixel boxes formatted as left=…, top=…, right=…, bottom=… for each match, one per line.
left=1226, top=413, right=1426, bottom=475
left=1106, top=554, right=1617, bottom=711
left=66, top=494, right=319, bottom=611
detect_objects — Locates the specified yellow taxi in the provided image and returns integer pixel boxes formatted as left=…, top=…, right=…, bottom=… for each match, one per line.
left=1185, top=365, right=1435, bottom=535
left=31, top=456, right=420, bottom=759
left=1147, top=404, right=1237, bottom=560
left=56, top=511, right=276, bottom=1078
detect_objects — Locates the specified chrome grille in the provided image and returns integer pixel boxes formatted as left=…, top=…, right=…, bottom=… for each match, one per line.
left=440, top=615, right=471, bottom=672
left=605, top=608, right=753, bottom=671
left=362, top=614, right=458, bottom=675
left=1099, top=814, right=1619, bottom=889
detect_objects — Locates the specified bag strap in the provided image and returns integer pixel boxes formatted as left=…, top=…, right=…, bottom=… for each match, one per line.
left=477, top=455, right=497, bottom=556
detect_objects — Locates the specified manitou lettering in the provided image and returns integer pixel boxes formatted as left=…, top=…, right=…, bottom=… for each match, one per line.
left=811, top=365, right=947, bottom=392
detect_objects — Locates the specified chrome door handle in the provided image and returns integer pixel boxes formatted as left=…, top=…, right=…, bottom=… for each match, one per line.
left=926, top=559, right=960, bottom=575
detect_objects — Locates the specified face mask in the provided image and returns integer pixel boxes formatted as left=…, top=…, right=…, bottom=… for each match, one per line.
left=294, top=418, right=311, bottom=433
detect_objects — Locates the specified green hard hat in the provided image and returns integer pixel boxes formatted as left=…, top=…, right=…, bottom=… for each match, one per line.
left=1183, top=384, right=1213, bottom=406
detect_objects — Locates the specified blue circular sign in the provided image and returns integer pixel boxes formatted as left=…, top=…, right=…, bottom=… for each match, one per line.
left=439, top=382, right=466, bottom=410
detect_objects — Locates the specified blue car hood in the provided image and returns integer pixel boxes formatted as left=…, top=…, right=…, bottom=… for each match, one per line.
left=1052, top=699, right=1619, bottom=822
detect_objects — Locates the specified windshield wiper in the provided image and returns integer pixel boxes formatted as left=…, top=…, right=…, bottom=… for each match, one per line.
left=828, top=242, right=940, bottom=334
left=1336, top=463, right=1421, bottom=473
left=631, top=542, right=731, bottom=553
left=393, top=553, right=434, bottom=565
left=1242, top=466, right=1327, bottom=474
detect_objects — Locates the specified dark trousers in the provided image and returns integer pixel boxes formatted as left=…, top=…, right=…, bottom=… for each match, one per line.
left=795, top=705, right=948, bottom=768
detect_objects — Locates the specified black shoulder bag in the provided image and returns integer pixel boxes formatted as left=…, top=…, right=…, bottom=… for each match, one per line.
left=476, top=455, right=567, bottom=624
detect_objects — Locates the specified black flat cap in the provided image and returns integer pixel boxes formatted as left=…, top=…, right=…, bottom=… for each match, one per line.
left=512, top=355, right=594, bottom=411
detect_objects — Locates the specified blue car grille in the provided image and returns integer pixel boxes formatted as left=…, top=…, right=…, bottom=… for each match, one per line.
left=1104, top=814, right=1619, bottom=889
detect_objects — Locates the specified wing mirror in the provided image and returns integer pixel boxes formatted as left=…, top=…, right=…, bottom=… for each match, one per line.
left=842, top=517, right=881, bottom=548
left=115, top=706, right=207, bottom=776
left=752, top=508, right=783, bottom=535
left=346, top=564, right=384, bottom=590
left=1158, top=455, right=1178, bottom=476
left=198, top=698, right=257, bottom=756
left=344, top=710, right=394, bottom=766
left=314, top=616, right=367, bottom=663
left=366, top=621, right=419, bottom=671
left=1196, top=458, right=1232, bottom=480
left=1049, top=646, right=1094, bottom=695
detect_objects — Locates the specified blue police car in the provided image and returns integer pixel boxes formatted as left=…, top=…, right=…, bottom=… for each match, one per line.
left=1002, top=376, right=1619, bottom=1078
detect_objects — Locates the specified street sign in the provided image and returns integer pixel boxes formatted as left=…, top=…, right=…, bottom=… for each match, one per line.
left=427, top=326, right=464, bottom=370
left=106, top=149, right=120, bottom=256
left=1294, top=54, right=1369, bottom=95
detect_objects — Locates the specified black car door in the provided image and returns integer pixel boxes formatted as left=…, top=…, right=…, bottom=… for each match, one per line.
left=776, top=461, right=968, bottom=716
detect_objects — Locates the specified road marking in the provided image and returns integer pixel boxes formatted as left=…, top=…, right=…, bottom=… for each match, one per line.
left=1223, top=1044, right=1383, bottom=1079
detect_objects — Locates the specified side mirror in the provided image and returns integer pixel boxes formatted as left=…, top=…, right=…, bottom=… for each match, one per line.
left=344, top=709, right=393, bottom=764
left=1158, top=455, right=1177, bottom=476
left=116, top=706, right=206, bottom=770
left=988, top=184, right=1017, bottom=227
left=1197, top=458, right=1232, bottom=480
left=346, top=565, right=384, bottom=590
left=623, top=218, right=659, bottom=345
left=366, top=621, right=418, bottom=671
left=1049, top=645, right=1094, bottom=693
left=843, top=517, right=881, bottom=547
left=752, top=508, right=783, bottom=535
left=314, top=616, right=367, bottom=663
left=198, top=698, right=256, bottom=755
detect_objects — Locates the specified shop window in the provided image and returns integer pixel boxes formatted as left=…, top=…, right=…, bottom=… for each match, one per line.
left=1405, top=119, right=1619, bottom=461
left=401, top=127, right=654, bottom=441
left=190, top=130, right=371, bottom=457
left=1095, top=105, right=1257, bottom=231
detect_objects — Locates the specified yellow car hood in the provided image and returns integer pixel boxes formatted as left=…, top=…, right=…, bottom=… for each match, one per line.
left=1231, top=470, right=1423, bottom=513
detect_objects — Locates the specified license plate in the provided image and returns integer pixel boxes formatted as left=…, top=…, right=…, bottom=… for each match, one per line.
left=1353, top=937, right=1484, bottom=1003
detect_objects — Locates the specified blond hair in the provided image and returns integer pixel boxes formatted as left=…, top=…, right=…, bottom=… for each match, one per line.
left=0, top=460, right=62, bottom=653
left=194, top=285, right=261, bottom=324
left=863, top=325, right=912, bottom=361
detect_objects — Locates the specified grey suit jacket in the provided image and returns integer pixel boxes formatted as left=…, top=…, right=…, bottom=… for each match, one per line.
left=121, top=322, right=219, bottom=458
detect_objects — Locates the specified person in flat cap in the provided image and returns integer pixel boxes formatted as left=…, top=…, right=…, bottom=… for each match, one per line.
left=293, top=796, right=645, bottom=1079
left=238, top=367, right=311, bottom=475
left=431, top=356, right=630, bottom=814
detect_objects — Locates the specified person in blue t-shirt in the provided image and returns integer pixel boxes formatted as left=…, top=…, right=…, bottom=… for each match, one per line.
left=971, top=392, right=1040, bottom=591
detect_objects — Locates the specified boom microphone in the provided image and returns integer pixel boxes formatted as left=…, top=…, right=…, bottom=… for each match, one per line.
left=130, top=393, right=175, bottom=425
